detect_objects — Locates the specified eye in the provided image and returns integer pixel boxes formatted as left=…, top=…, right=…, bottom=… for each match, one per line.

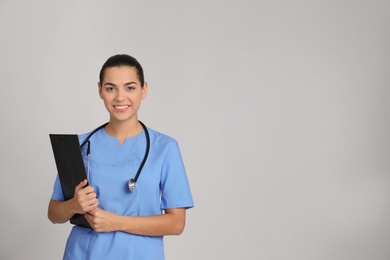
left=105, top=87, right=115, bottom=92
left=126, top=86, right=136, bottom=91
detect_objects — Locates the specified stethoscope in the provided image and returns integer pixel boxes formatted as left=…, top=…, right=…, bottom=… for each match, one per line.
left=80, top=120, right=150, bottom=192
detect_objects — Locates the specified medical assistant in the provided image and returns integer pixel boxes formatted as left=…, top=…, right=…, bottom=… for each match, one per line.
left=51, top=126, right=194, bottom=260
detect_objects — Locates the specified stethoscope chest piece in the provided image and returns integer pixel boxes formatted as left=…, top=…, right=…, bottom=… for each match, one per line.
left=128, top=178, right=136, bottom=192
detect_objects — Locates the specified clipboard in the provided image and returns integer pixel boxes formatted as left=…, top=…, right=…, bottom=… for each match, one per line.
left=49, top=134, right=92, bottom=229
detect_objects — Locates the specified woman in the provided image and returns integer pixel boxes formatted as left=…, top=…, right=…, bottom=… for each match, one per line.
left=48, top=54, right=194, bottom=260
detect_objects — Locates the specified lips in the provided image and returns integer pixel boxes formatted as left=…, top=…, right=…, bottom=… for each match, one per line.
left=113, top=105, right=129, bottom=111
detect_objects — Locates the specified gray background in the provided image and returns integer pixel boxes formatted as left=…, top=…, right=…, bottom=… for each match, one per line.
left=0, top=0, right=389, bottom=259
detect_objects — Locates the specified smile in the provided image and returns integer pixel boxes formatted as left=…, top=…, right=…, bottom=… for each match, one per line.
left=114, top=105, right=129, bottom=109
left=113, top=105, right=130, bottom=111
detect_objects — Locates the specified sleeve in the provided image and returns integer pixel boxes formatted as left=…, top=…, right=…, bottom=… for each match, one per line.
left=160, top=140, right=194, bottom=210
left=51, top=175, right=65, bottom=201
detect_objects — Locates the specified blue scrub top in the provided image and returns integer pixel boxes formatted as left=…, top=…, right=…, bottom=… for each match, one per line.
left=51, top=127, right=194, bottom=260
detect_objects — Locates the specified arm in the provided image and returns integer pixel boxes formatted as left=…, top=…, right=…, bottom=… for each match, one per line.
left=85, top=208, right=186, bottom=236
left=48, top=179, right=99, bottom=224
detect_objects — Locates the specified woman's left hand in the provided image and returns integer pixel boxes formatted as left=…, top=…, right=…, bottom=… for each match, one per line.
left=85, top=207, right=186, bottom=236
left=85, top=208, right=120, bottom=232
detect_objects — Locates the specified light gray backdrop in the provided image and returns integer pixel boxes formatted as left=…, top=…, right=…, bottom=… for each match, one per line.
left=0, top=0, right=389, bottom=259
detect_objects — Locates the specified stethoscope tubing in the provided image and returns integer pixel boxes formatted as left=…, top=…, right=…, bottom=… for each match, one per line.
left=80, top=121, right=150, bottom=191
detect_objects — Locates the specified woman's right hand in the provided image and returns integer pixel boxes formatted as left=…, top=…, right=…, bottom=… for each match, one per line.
left=72, top=179, right=99, bottom=214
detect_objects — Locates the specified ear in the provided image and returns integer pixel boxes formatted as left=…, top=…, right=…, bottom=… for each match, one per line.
left=98, top=82, right=103, bottom=99
left=142, top=82, right=148, bottom=100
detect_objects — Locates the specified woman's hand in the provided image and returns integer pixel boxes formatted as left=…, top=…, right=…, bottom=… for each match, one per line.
left=85, top=208, right=120, bottom=232
left=72, top=179, right=99, bottom=214
left=48, top=180, right=98, bottom=224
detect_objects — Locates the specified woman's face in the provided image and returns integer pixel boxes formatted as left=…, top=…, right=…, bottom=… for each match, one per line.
left=98, top=66, right=147, bottom=124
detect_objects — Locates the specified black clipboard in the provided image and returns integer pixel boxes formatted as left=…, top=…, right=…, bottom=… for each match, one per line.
left=49, top=134, right=92, bottom=229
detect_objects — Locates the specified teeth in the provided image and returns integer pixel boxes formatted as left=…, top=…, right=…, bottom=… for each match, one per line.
left=115, top=106, right=128, bottom=109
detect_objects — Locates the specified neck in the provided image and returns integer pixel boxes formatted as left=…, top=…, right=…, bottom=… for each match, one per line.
left=105, top=118, right=142, bottom=144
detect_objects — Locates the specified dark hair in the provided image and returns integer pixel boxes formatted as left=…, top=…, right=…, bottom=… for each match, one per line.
left=99, top=54, right=145, bottom=86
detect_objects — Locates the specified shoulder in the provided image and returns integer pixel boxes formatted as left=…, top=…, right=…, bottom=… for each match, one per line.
left=147, top=127, right=178, bottom=148
left=77, top=130, right=97, bottom=145
left=77, top=123, right=108, bottom=145
left=78, top=132, right=90, bottom=141
left=78, top=132, right=90, bottom=146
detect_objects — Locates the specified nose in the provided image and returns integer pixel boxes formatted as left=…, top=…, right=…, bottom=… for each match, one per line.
left=115, top=88, right=125, bottom=101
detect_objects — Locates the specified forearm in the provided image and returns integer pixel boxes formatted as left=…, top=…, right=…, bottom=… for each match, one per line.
left=118, top=209, right=185, bottom=236
left=48, top=181, right=99, bottom=224
left=48, top=199, right=76, bottom=224
left=87, top=208, right=186, bottom=236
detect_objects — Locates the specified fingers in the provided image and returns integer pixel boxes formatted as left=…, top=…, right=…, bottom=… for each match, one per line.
left=85, top=208, right=99, bottom=229
left=74, top=198, right=98, bottom=214
left=76, top=185, right=96, bottom=197
left=75, top=179, right=88, bottom=193
left=84, top=199, right=99, bottom=213
left=85, top=208, right=117, bottom=232
left=76, top=192, right=98, bottom=213
left=72, top=180, right=98, bottom=214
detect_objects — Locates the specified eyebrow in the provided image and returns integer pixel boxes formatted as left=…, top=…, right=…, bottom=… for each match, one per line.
left=124, top=81, right=138, bottom=86
left=104, top=81, right=138, bottom=87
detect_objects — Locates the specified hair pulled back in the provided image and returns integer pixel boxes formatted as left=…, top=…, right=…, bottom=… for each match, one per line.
left=99, top=54, right=145, bottom=86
